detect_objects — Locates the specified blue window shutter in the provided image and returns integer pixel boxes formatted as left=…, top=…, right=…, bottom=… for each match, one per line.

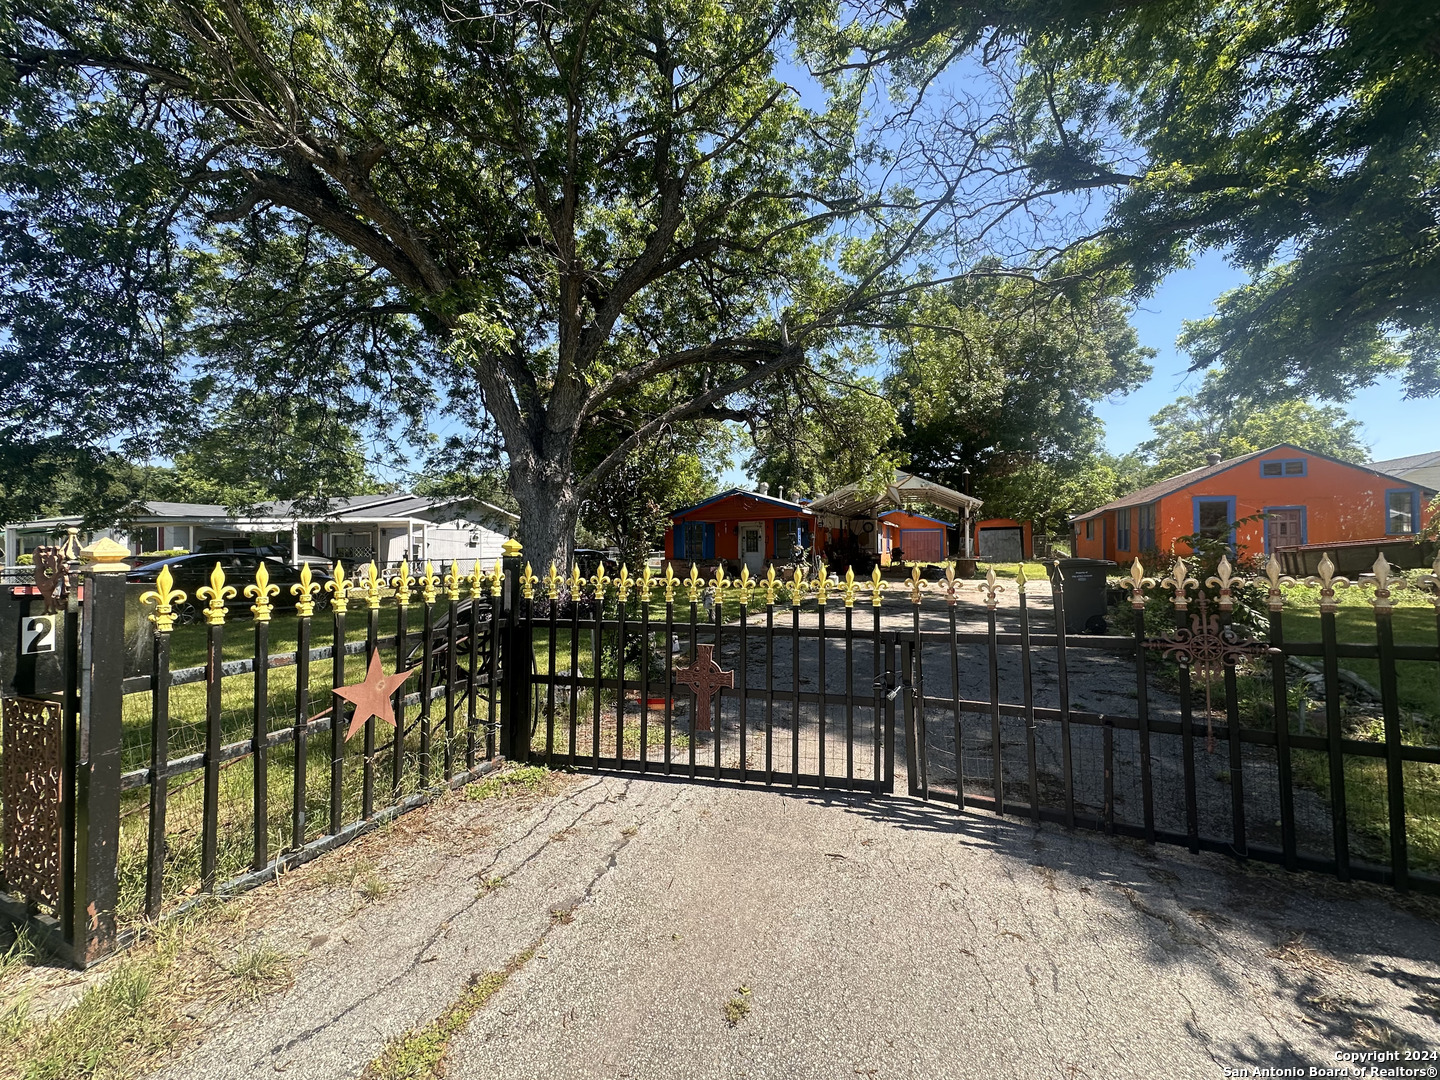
left=703, top=523, right=715, bottom=559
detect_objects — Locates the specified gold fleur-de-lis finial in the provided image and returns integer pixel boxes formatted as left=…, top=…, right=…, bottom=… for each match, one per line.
left=468, top=561, right=485, bottom=600
left=490, top=558, right=504, bottom=597
left=566, top=563, right=586, bottom=600
left=140, top=564, right=187, bottom=633
left=662, top=562, right=679, bottom=604
left=841, top=567, right=858, bottom=607
left=906, top=565, right=924, bottom=604
left=978, top=567, right=1003, bottom=609
left=763, top=564, right=780, bottom=606
left=418, top=561, right=440, bottom=605
left=1164, top=556, right=1199, bottom=610
left=519, top=561, right=540, bottom=600
left=1122, top=558, right=1156, bottom=609
left=709, top=563, right=726, bottom=596
left=362, top=561, right=384, bottom=609
left=326, top=560, right=352, bottom=613
left=870, top=565, right=885, bottom=607
left=1261, top=554, right=1295, bottom=612
left=616, top=564, right=634, bottom=603
left=734, top=565, right=754, bottom=607
left=1363, top=553, right=1396, bottom=613
left=245, top=560, right=280, bottom=622
left=1418, top=552, right=1440, bottom=610
left=1306, top=553, right=1350, bottom=612
left=815, top=568, right=832, bottom=606
left=197, top=561, right=236, bottom=624
left=545, top=562, right=562, bottom=601
left=638, top=564, right=656, bottom=604
left=291, top=561, right=322, bottom=617
left=443, top=561, right=463, bottom=601
left=935, top=563, right=960, bottom=604
left=683, top=563, right=704, bottom=604
left=788, top=564, right=808, bottom=607
left=592, top=562, right=612, bottom=601
left=1015, top=564, right=1028, bottom=595
left=391, top=562, right=414, bottom=608
left=1205, top=555, right=1237, bottom=612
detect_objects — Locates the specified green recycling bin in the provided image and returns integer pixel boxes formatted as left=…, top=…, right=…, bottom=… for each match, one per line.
left=1052, top=558, right=1117, bottom=634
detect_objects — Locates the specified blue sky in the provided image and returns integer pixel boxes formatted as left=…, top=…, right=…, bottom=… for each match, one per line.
left=1098, top=250, right=1433, bottom=464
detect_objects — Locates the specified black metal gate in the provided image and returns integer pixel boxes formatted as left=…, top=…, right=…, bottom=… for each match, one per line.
left=506, top=565, right=899, bottom=792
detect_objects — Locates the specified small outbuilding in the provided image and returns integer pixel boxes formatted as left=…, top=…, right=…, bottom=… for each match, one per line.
left=974, top=517, right=1034, bottom=561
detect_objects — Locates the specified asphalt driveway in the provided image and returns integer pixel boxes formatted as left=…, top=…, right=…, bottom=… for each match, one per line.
left=151, top=769, right=1440, bottom=1080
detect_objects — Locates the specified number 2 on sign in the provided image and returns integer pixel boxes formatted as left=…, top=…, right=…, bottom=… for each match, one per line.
left=21, top=615, right=56, bottom=655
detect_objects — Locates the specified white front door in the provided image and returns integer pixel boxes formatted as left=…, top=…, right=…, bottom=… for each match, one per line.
left=739, top=522, right=765, bottom=573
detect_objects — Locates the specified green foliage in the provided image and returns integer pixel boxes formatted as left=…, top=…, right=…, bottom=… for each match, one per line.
left=160, top=393, right=387, bottom=516
left=1136, top=371, right=1368, bottom=484
left=871, top=0, right=1440, bottom=400
left=2, top=0, right=944, bottom=560
left=747, top=369, right=903, bottom=499
left=580, top=422, right=732, bottom=567
left=885, top=270, right=1153, bottom=529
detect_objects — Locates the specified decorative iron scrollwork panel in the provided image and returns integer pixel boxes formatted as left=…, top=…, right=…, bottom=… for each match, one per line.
left=2, top=696, right=64, bottom=909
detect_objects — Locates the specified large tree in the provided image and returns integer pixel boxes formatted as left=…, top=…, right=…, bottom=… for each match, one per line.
left=883, top=270, right=1153, bottom=528
left=4, top=0, right=981, bottom=561
left=1137, top=371, right=1369, bottom=482
left=846, top=0, right=1440, bottom=402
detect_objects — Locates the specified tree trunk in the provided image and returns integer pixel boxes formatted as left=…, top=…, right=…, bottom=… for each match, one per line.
left=509, top=462, right=581, bottom=572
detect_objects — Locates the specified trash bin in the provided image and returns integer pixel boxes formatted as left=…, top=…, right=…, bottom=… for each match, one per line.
left=1051, top=558, right=1117, bottom=634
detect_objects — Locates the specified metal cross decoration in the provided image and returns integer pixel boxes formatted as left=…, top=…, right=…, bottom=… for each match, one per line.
left=1143, top=594, right=1271, bottom=752
left=673, top=643, right=734, bottom=732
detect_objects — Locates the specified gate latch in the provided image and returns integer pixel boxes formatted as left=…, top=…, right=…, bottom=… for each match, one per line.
left=873, top=673, right=910, bottom=702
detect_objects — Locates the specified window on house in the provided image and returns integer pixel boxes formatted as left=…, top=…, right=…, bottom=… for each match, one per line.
left=1084, top=520, right=1094, bottom=541
left=1116, top=508, right=1131, bottom=551
left=774, top=517, right=811, bottom=553
left=1260, top=459, right=1306, bottom=477
left=683, top=522, right=706, bottom=558
left=1195, top=498, right=1234, bottom=542
left=132, top=526, right=163, bottom=553
left=1387, top=490, right=1418, bottom=535
left=1137, top=504, right=1157, bottom=551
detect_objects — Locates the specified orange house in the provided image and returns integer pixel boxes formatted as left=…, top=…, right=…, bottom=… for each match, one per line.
left=663, top=487, right=815, bottom=573
left=1069, top=444, right=1435, bottom=565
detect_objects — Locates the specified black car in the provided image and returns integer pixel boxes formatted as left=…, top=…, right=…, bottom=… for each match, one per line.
left=127, top=552, right=335, bottom=623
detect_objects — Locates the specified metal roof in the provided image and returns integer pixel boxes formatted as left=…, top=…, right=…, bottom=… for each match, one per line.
left=807, top=472, right=981, bottom=521
left=668, top=488, right=812, bottom=519
left=1070, top=443, right=1438, bottom=522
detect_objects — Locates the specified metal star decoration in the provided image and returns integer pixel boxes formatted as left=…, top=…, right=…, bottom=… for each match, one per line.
left=335, top=651, right=418, bottom=740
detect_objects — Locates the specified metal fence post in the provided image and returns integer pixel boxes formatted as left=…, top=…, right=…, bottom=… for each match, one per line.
left=499, top=540, right=531, bottom=762
left=71, top=538, right=128, bottom=966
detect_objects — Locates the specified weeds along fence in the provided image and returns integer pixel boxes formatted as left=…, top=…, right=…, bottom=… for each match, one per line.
left=1, top=540, right=1438, bottom=968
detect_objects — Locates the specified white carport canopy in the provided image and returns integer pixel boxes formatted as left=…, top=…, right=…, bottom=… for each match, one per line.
left=808, top=471, right=982, bottom=519
left=808, top=472, right=984, bottom=558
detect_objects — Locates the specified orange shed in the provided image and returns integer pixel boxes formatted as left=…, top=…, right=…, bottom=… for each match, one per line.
left=1069, top=444, right=1436, bottom=566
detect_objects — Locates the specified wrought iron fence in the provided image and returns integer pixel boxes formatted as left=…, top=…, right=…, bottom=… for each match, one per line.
left=2, top=540, right=1437, bottom=968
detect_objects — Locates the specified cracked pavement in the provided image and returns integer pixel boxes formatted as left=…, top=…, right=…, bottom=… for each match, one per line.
left=151, top=770, right=1440, bottom=1080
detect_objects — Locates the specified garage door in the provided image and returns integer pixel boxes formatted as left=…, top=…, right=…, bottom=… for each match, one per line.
left=898, top=528, right=946, bottom=563
left=978, top=527, right=1023, bottom=562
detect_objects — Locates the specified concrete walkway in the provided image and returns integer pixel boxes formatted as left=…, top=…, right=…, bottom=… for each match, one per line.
left=153, top=771, right=1440, bottom=1080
